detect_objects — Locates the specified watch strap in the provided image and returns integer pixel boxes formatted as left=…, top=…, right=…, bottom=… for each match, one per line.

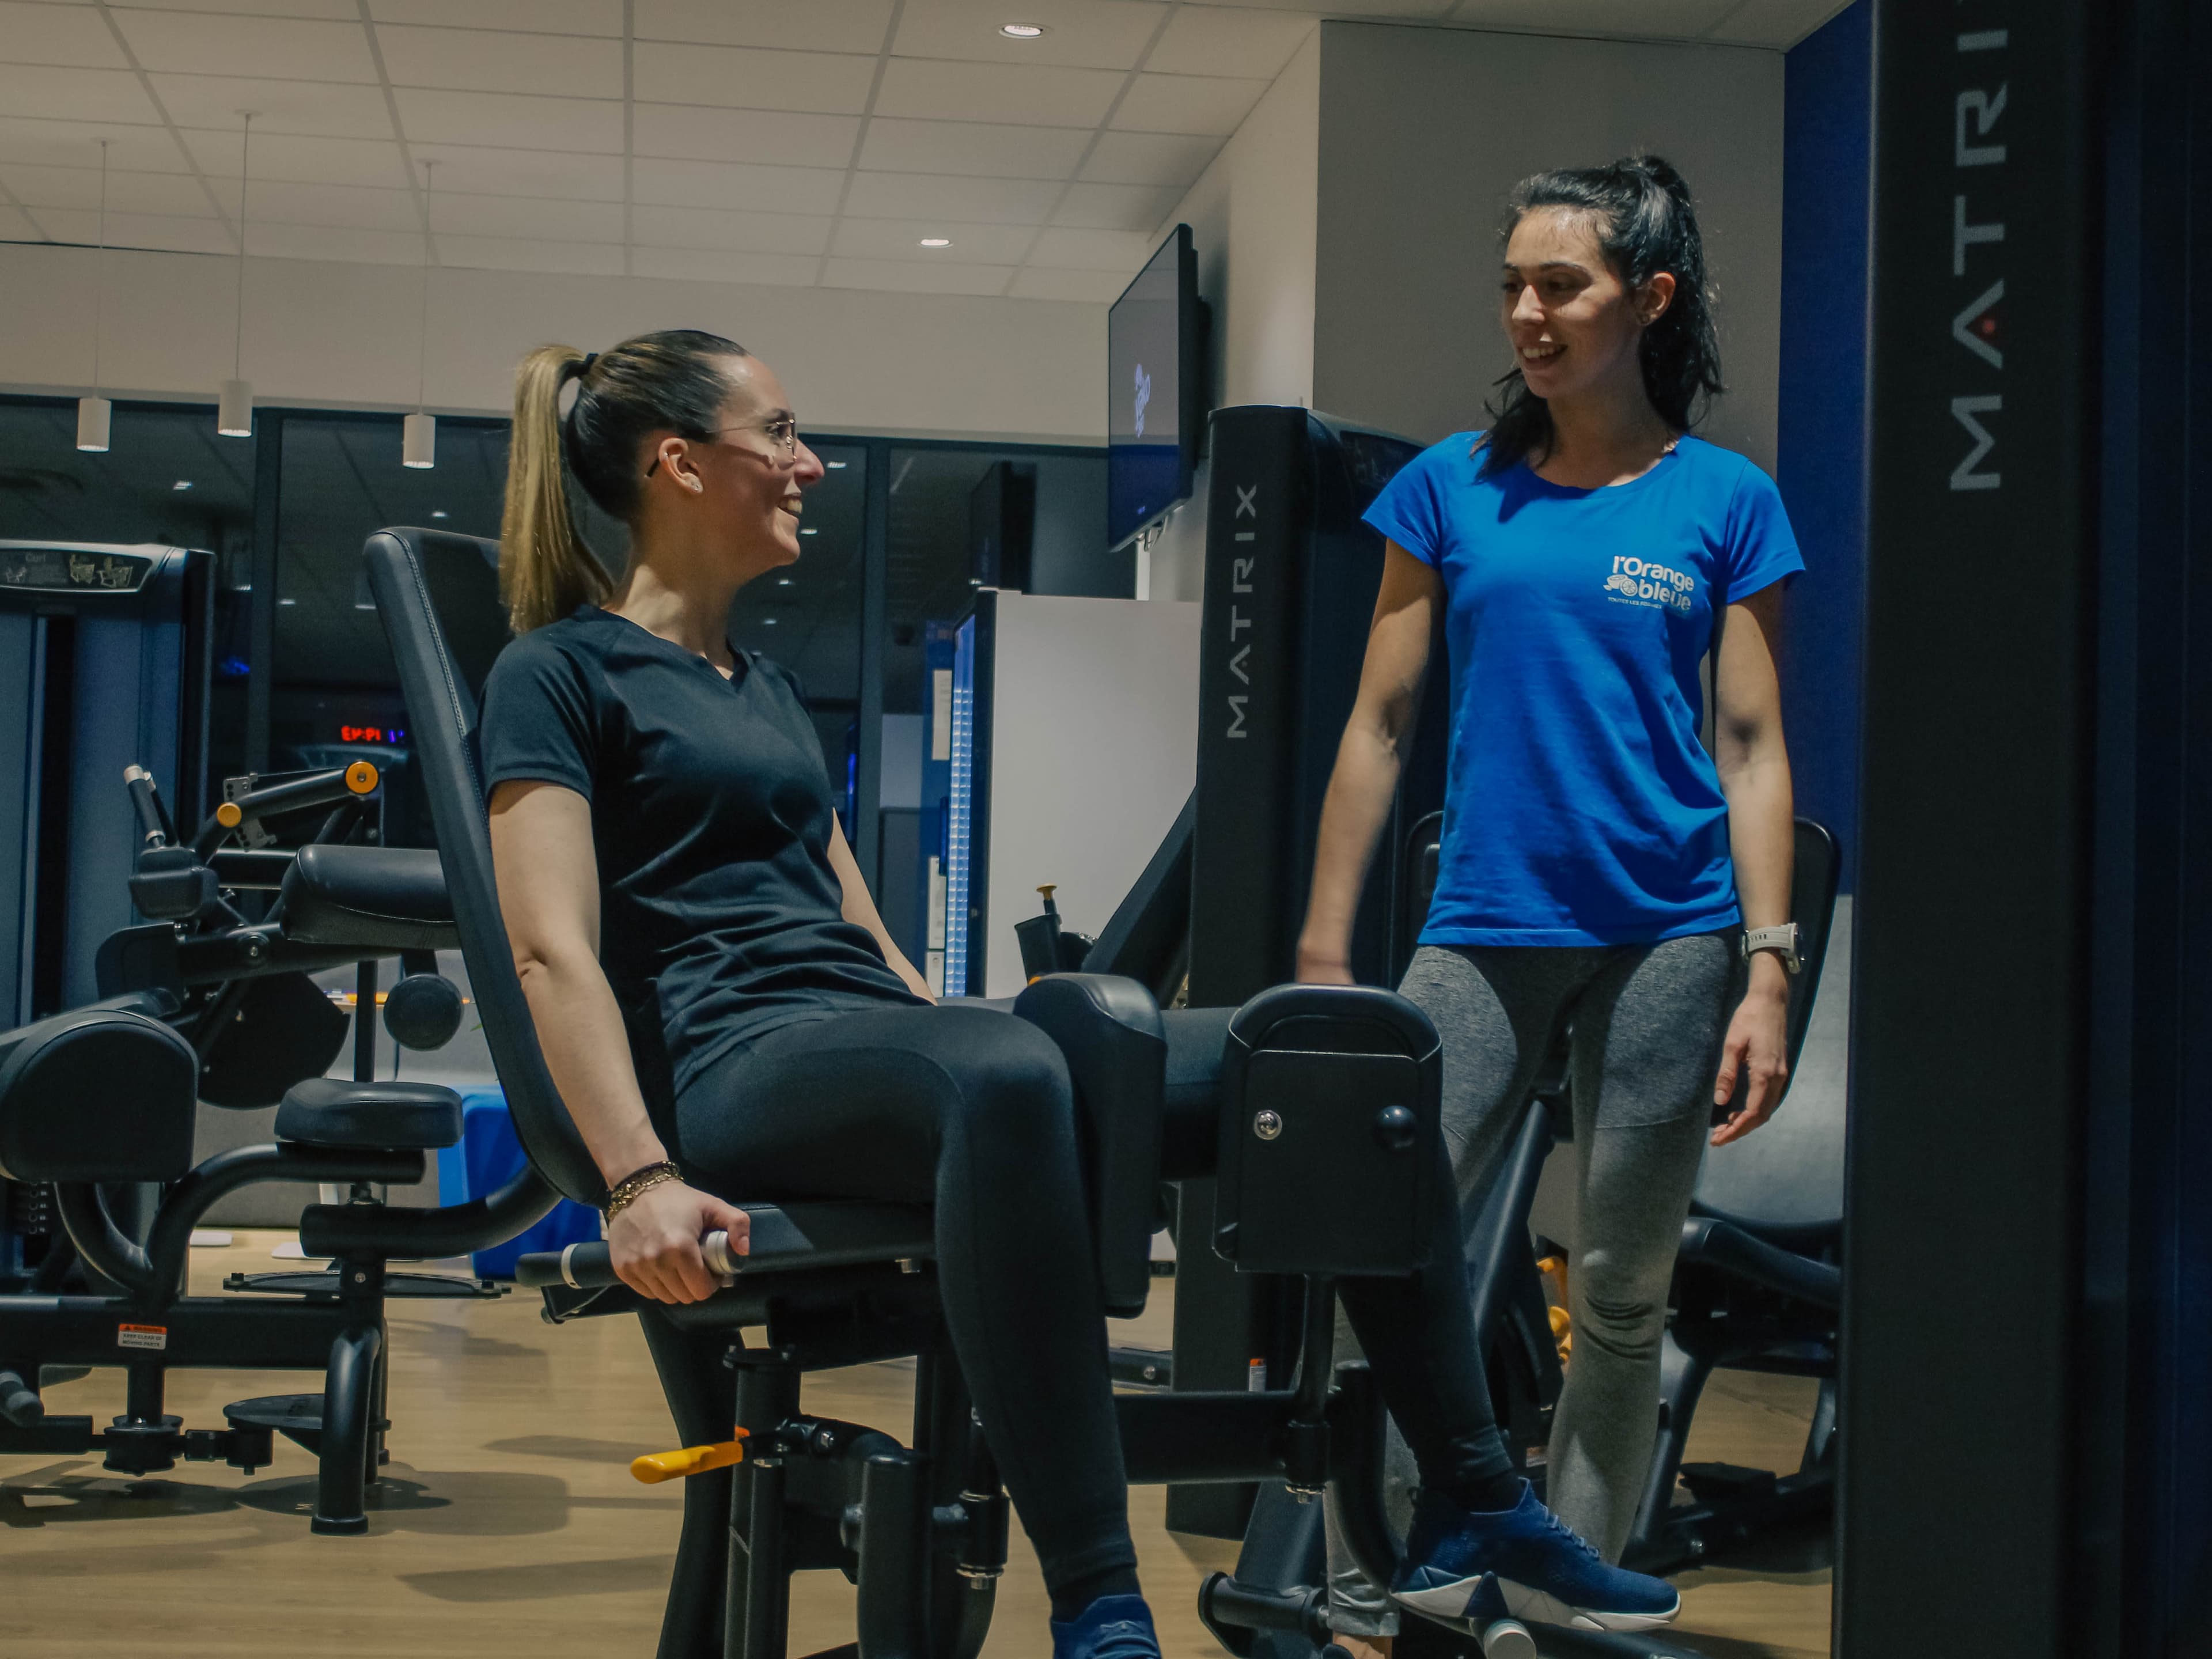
left=1741, top=923, right=1801, bottom=973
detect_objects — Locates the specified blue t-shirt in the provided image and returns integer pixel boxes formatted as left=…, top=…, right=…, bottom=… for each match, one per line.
left=1365, top=433, right=1803, bottom=947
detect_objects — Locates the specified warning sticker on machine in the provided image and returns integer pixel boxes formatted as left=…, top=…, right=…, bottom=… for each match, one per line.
left=116, top=1324, right=168, bottom=1351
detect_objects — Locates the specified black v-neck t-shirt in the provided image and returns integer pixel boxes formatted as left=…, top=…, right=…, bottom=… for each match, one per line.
left=480, top=604, right=924, bottom=1097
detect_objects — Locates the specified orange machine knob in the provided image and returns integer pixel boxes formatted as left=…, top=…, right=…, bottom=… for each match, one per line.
left=344, top=760, right=379, bottom=794
left=215, top=801, right=243, bottom=829
left=630, top=1431, right=749, bottom=1484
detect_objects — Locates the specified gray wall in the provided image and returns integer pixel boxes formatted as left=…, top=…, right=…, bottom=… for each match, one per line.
left=1313, top=22, right=1785, bottom=469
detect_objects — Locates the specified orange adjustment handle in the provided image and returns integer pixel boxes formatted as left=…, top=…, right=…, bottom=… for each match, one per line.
left=215, top=801, right=243, bottom=829
left=344, top=760, right=380, bottom=794
left=630, top=1430, right=749, bottom=1484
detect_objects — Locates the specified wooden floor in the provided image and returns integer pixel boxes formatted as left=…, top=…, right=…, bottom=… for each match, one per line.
left=0, top=1233, right=1829, bottom=1659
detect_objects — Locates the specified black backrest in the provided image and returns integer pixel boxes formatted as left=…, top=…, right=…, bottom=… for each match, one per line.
left=1084, top=790, right=1195, bottom=1005
left=362, top=528, right=604, bottom=1204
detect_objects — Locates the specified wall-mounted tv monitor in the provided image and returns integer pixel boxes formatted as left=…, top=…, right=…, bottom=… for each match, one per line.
left=1108, top=224, right=1202, bottom=550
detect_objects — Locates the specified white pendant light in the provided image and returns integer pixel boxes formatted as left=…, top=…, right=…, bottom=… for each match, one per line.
left=218, top=112, right=254, bottom=438
left=76, top=139, right=112, bottom=452
left=402, top=158, right=436, bottom=468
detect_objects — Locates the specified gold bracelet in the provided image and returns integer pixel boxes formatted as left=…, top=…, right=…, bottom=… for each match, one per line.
left=604, top=1160, right=681, bottom=1219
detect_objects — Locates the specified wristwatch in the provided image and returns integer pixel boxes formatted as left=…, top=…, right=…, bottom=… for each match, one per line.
left=1741, top=923, right=1802, bottom=975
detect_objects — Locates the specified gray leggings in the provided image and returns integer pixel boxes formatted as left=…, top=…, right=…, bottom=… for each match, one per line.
left=1326, top=934, right=1733, bottom=1635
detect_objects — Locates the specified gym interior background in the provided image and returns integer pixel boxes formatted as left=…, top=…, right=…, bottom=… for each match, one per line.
left=0, top=2, right=2205, bottom=1657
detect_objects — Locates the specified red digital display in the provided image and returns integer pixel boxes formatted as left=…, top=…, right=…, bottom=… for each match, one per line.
left=338, top=724, right=406, bottom=745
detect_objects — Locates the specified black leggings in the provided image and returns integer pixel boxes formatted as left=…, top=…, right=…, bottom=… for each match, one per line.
left=673, top=1000, right=1513, bottom=1597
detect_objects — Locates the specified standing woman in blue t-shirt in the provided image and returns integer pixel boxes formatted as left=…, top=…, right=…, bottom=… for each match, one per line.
left=1302, top=156, right=1803, bottom=1628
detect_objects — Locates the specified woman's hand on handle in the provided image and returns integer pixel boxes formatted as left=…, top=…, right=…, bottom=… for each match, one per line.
left=1710, top=957, right=1789, bottom=1146
left=608, top=1180, right=752, bottom=1304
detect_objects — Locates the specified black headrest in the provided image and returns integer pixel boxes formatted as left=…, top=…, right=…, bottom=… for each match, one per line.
left=362, top=527, right=604, bottom=1205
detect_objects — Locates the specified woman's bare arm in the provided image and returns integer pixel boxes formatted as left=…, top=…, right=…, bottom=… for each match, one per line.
left=488, top=779, right=748, bottom=1301
left=828, top=813, right=934, bottom=1001
left=1296, top=543, right=1443, bottom=983
left=1709, top=585, right=1796, bottom=1146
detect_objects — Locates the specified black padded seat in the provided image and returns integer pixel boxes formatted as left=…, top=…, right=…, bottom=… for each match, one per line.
left=279, top=844, right=457, bottom=953
left=276, top=1077, right=464, bottom=1150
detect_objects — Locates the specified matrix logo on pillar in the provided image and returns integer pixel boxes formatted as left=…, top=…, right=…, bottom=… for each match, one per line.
left=1950, top=23, right=2009, bottom=492
left=1227, top=484, right=1259, bottom=738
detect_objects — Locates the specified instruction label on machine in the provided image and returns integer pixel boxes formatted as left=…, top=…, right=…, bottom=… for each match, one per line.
left=116, top=1324, right=168, bottom=1351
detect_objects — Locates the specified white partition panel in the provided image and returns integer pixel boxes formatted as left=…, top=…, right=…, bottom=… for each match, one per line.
left=981, top=593, right=1201, bottom=998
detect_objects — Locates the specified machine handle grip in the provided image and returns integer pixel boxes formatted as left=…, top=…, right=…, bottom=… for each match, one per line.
left=123, top=766, right=171, bottom=850
left=631, top=1433, right=748, bottom=1484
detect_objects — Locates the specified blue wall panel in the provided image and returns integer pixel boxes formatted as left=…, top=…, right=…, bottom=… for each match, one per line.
left=1775, top=1, right=1872, bottom=888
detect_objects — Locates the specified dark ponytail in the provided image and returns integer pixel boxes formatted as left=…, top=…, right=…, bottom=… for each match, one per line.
left=1480, top=154, right=1723, bottom=478
left=499, top=327, right=747, bottom=634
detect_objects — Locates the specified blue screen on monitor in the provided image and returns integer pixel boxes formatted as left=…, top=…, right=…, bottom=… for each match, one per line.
left=1108, top=231, right=1187, bottom=547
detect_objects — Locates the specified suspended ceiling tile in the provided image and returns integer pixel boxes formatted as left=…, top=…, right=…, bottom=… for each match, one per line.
left=1110, top=72, right=1266, bottom=137
left=247, top=219, right=423, bottom=263
left=841, top=170, right=1060, bottom=225
left=1145, top=7, right=1316, bottom=79
left=631, top=245, right=820, bottom=287
left=393, top=87, right=626, bottom=152
left=1007, top=265, right=1133, bottom=303
left=1445, top=0, right=1738, bottom=38
left=111, top=9, right=380, bottom=81
left=435, top=232, right=625, bottom=275
left=0, top=65, right=164, bottom=126
left=1051, top=180, right=1180, bottom=232
left=890, top=0, right=1168, bottom=71
left=0, top=1, right=130, bottom=68
left=107, top=0, right=356, bottom=17
left=368, top=0, right=624, bottom=35
left=0, top=118, right=190, bottom=173
left=831, top=216, right=1034, bottom=264
left=631, top=103, right=861, bottom=166
left=183, top=130, right=410, bottom=189
left=0, top=161, right=213, bottom=215
left=1080, top=129, right=1220, bottom=187
left=630, top=203, right=832, bottom=255
left=374, top=25, right=625, bottom=98
left=429, top=191, right=626, bottom=243
left=858, top=118, right=1090, bottom=179
left=152, top=74, right=397, bottom=139
left=1707, top=0, right=1854, bottom=47
left=1025, top=224, right=1156, bottom=270
left=224, top=175, right=418, bottom=230
left=407, top=142, right=627, bottom=202
left=821, top=255, right=1010, bottom=296
left=873, top=57, right=1123, bottom=128
left=33, top=205, right=234, bottom=253
left=633, top=0, right=896, bottom=56
left=1194, top=0, right=1453, bottom=13
left=631, top=156, right=846, bottom=214
left=631, top=42, right=878, bottom=115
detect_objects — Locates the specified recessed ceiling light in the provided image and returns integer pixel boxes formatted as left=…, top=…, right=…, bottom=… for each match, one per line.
left=430, top=509, right=449, bottom=519
left=172, top=479, right=194, bottom=491
left=1001, top=23, right=1046, bottom=37
left=764, top=616, right=778, bottom=624
left=278, top=597, right=297, bottom=607
left=778, top=578, right=793, bottom=586
left=827, top=460, right=847, bottom=469
left=801, top=527, right=818, bottom=536
left=919, top=237, right=953, bottom=248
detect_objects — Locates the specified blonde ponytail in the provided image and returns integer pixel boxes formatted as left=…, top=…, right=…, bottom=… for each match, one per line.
left=500, top=343, right=609, bottom=634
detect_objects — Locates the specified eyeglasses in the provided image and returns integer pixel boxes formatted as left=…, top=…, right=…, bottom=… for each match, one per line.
left=644, top=416, right=801, bottom=479
left=726, top=416, right=800, bottom=461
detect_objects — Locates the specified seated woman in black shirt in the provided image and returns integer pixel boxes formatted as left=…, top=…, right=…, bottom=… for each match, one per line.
left=480, top=329, right=1680, bottom=1657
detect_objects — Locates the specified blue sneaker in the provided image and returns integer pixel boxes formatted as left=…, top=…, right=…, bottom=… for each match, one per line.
left=1390, top=1483, right=1681, bottom=1634
left=1050, top=1594, right=1160, bottom=1659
